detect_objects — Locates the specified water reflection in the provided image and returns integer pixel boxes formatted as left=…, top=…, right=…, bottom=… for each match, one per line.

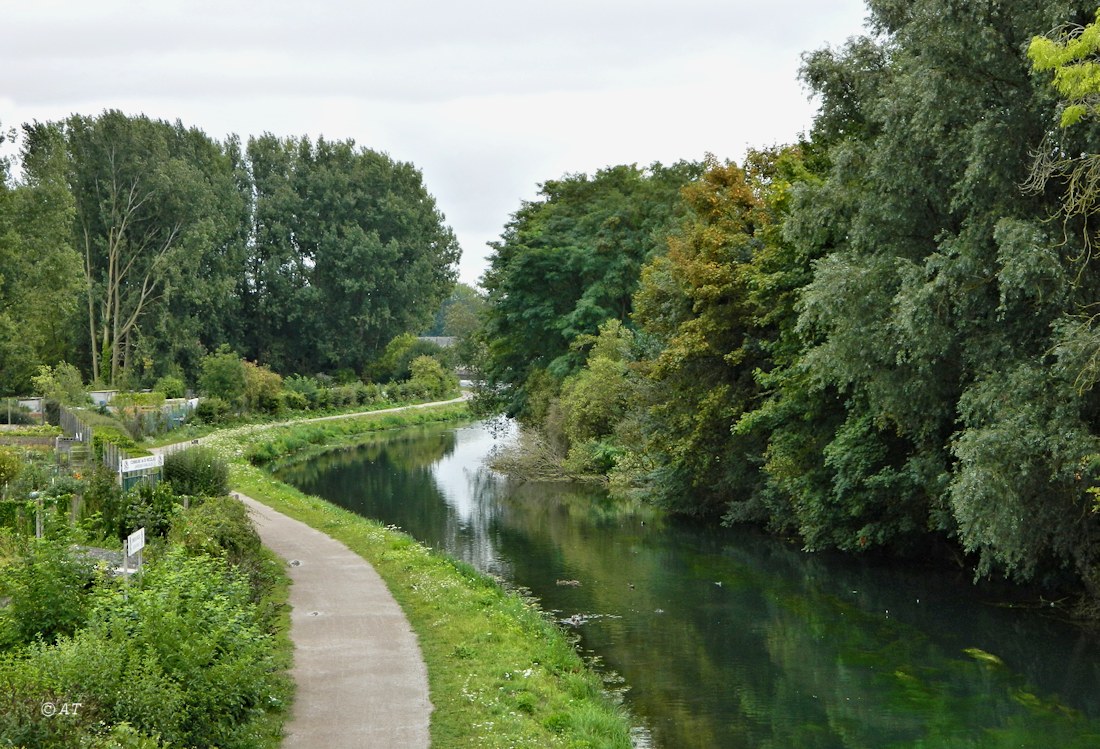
left=272, top=421, right=1100, bottom=749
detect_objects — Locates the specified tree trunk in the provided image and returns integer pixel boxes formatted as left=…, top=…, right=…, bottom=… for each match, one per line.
left=83, top=228, right=101, bottom=384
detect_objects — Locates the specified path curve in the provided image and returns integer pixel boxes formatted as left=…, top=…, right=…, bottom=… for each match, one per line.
left=241, top=493, right=432, bottom=748
left=154, top=394, right=469, bottom=456
left=150, top=397, right=467, bottom=746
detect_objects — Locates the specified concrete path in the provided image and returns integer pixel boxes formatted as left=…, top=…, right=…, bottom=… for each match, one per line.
left=239, top=494, right=432, bottom=748
left=148, top=396, right=466, bottom=744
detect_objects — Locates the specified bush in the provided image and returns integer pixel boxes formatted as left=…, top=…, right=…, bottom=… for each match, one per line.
left=79, top=466, right=122, bottom=537
left=153, top=375, right=186, bottom=399
left=31, top=363, right=87, bottom=406
left=407, top=355, right=457, bottom=399
left=329, top=384, right=358, bottom=408
left=163, top=446, right=229, bottom=498
left=91, top=428, right=138, bottom=456
left=112, top=391, right=166, bottom=410
left=194, top=396, right=232, bottom=424
left=0, top=536, right=96, bottom=647
left=282, top=389, right=308, bottom=411
left=374, top=335, right=448, bottom=383
left=118, top=482, right=179, bottom=540
left=199, top=345, right=246, bottom=405
left=284, top=374, right=321, bottom=406
left=242, top=360, right=283, bottom=414
left=100, top=552, right=282, bottom=747
left=167, top=495, right=270, bottom=595
left=0, top=550, right=287, bottom=748
left=0, top=447, right=22, bottom=487
left=81, top=474, right=178, bottom=542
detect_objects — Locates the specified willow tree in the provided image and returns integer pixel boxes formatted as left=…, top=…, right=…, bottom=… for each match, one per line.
left=782, top=0, right=1100, bottom=582
left=1027, top=9, right=1100, bottom=248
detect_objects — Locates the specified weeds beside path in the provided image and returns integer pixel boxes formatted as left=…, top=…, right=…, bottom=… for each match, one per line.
left=155, top=396, right=635, bottom=748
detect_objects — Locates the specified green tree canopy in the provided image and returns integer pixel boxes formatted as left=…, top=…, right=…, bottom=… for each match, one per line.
left=24, top=111, right=247, bottom=387
left=480, top=161, right=701, bottom=416
left=241, top=134, right=459, bottom=375
left=777, top=0, right=1100, bottom=575
left=0, top=121, right=82, bottom=395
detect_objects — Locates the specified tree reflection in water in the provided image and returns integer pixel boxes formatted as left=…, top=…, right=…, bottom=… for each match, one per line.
left=274, top=421, right=1100, bottom=749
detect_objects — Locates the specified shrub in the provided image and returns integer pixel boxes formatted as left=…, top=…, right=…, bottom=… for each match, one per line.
left=242, top=360, right=283, bottom=414
left=112, top=392, right=166, bottom=410
left=193, top=396, right=232, bottom=424
left=0, top=550, right=287, bottom=748
left=0, top=447, right=22, bottom=487
left=381, top=337, right=447, bottom=383
left=79, top=466, right=123, bottom=537
left=163, top=446, right=229, bottom=498
left=199, top=345, right=246, bottom=405
left=153, top=375, right=186, bottom=399
left=282, top=389, right=308, bottom=411
left=82, top=474, right=179, bottom=542
left=118, top=482, right=179, bottom=539
left=0, top=535, right=96, bottom=647
left=284, top=374, right=321, bottom=406
left=408, top=355, right=457, bottom=399
left=329, top=384, right=358, bottom=408
left=91, top=429, right=137, bottom=456
left=31, top=363, right=87, bottom=406
left=95, top=551, right=282, bottom=747
left=167, top=495, right=270, bottom=596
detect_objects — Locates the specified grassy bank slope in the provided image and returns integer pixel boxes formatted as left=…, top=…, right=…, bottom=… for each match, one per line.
left=214, top=404, right=634, bottom=748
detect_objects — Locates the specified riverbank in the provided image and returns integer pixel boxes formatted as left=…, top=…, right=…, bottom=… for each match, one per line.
left=204, top=403, right=635, bottom=748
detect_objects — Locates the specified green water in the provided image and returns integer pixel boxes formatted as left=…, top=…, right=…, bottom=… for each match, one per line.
left=273, top=421, right=1100, bottom=748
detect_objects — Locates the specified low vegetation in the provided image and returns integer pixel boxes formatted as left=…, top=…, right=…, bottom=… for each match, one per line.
left=216, top=403, right=635, bottom=748
left=0, top=378, right=634, bottom=746
left=0, top=445, right=291, bottom=748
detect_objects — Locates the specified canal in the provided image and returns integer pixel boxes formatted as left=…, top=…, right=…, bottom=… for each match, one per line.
left=272, top=420, right=1100, bottom=748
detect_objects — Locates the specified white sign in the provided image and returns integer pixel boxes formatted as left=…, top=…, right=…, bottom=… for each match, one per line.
left=119, top=454, right=164, bottom=473
left=126, top=527, right=145, bottom=556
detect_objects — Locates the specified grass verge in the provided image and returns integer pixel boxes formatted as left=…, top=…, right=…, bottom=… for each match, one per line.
left=218, top=403, right=635, bottom=748
left=249, top=543, right=296, bottom=748
left=142, top=392, right=463, bottom=448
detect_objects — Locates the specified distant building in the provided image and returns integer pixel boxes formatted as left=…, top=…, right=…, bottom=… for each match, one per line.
left=17, top=397, right=43, bottom=412
left=89, top=390, right=119, bottom=407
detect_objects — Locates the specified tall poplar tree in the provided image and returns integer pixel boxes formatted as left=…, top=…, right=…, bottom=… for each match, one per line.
left=26, top=111, right=242, bottom=387
left=0, top=122, right=83, bottom=394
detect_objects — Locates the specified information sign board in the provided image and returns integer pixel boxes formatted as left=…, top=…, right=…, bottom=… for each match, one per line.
left=127, top=527, right=145, bottom=556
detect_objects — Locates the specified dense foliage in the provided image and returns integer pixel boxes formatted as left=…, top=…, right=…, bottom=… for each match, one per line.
left=0, top=111, right=459, bottom=394
left=478, top=1, right=1100, bottom=602
left=0, top=444, right=288, bottom=748
left=242, top=134, right=460, bottom=374
left=479, top=161, right=702, bottom=415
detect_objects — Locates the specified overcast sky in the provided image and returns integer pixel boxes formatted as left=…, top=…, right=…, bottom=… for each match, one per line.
left=3, top=0, right=869, bottom=287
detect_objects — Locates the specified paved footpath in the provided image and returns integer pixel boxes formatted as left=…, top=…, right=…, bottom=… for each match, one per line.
left=149, top=397, right=467, bottom=745
left=239, top=494, right=432, bottom=748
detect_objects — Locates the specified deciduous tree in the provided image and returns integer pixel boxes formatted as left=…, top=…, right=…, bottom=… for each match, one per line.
left=480, top=161, right=700, bottom=416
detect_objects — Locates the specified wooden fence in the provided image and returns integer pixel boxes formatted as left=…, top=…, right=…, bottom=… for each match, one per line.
left=58, top=406, right=159, bottom=489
